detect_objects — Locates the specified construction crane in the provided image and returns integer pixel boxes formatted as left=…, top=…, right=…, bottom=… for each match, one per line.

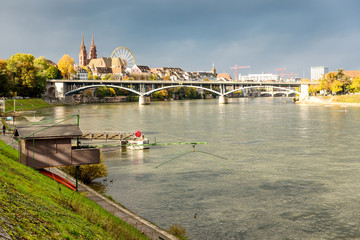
left=230, top=65, right=250, bottom=81
left=275, top=68, right=286, bottom=77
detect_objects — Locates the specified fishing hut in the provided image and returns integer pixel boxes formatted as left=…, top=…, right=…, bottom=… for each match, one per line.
left=13, top=124, right=100, bottom=169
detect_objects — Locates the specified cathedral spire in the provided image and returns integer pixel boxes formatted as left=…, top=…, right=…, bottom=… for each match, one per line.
left=79, top=33, right=87, bottom=66
left=89, top=33, right=97, bottom=60
left=81, top=33, right=85, bottom=49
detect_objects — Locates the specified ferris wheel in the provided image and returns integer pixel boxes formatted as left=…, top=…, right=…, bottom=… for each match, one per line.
left=111, top=47, right=136, bottom=70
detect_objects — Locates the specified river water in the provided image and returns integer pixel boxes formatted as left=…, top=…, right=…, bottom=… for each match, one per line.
left=33, top=98, right=360, bottom=239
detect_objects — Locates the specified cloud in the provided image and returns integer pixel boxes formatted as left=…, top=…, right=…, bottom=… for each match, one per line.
left=2, top=0, right=360, bottom=78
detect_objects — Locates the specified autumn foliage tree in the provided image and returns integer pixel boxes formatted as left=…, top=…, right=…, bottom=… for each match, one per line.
left=318, top=69, right=350, bottom=95
left=4, top=53, right=56, bottom=97
left=58, top=54, right=75, bottom=79
left=348, top=76, right=360, bottom=93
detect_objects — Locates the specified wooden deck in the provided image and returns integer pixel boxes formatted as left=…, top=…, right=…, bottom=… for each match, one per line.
left=80, top=131, right=135, bottom=141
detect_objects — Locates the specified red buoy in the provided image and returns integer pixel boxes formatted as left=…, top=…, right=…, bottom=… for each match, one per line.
left=135, top=131, right=141, bottom=137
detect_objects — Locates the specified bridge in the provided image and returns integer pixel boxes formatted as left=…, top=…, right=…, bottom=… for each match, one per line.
left=46, top=79, right=316, bottom=104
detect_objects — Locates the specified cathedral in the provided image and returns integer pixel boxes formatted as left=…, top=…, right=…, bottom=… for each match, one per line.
left=78, top=34, right=124, bottom=79
left=79, top=34, right=97, bottom=67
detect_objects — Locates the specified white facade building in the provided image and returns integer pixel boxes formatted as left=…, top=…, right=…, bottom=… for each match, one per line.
left=240, top=73, right=280, bottom=82
left=311, top=66, right=329, bottom=80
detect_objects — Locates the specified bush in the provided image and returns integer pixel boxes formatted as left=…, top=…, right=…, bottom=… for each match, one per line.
left=64, top=150, right=107, bottom=183
left=168, top=224, right=188, bottom=240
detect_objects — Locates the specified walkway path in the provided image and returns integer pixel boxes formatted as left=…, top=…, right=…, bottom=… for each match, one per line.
left=50, top=167, right=178, bottom=240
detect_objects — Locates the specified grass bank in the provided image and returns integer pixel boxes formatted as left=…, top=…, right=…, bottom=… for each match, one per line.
left=4, top=99, right=52, bottom=113
left=322, top=95, right=360, bottom=103
left=0, top=140, right=150, bottom=240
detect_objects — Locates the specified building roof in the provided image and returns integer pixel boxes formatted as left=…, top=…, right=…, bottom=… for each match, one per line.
left=217, top=73, right=232, bottom=80
left=95, top=67, right=112, bottom=74
left=328, top=70, right=360, bottom=79
left=14, top=124, right=82, bottom=139
left=88, top=57, right=124, bottom=69
left=137, top=65, right=151, bottom=72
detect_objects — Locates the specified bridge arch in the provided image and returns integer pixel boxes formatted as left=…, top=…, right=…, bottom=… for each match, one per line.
left=224, top=85, right=300, bottom=96
left=64, top=84, right=142, bottom=96
left=144, top=85, right=221, bottom=96
left=47, top=86, right=55, bottom=98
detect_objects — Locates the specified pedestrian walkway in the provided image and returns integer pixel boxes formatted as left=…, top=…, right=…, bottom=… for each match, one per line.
left=0, top=134, right=18, bottom=151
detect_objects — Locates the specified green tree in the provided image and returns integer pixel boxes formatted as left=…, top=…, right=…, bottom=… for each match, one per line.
left=6, top=53, right=37, bottom=97
left=152, top=89, right=168, bottom=100
left=64, top=151, right=107, bottom=183
left=0, top=60, right=10, bottom=97
left=102, top=74, right=112, bottom=80
left=150, top=73, right=158, bottom=80
left=58, top=54, right=75, bottom=79
left=95, top=86, right=115, bottom=98
left=47, top=65, right=60, bottom=79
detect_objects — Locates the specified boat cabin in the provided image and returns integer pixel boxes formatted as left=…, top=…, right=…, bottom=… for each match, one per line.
left=13, top=124, right=100, bottom=169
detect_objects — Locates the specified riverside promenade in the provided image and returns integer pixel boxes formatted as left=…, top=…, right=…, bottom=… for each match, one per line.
left=0, top=134, right=178, bottom=240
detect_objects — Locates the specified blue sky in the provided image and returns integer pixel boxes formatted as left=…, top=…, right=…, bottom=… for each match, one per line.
left=1, top=0, right=360, bottom=78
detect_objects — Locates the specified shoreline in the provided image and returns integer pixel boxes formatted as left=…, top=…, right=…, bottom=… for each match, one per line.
left=298, top=96, right=360, bottom=107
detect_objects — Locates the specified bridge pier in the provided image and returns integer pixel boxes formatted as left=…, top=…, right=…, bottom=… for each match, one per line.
left=139, top=95, right=150, bottom=105
left=219, top=95, right=228, bottom=104
left=300, top=84, right=310, bottom=102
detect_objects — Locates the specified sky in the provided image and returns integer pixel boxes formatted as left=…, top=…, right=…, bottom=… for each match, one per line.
left=1, top=0, right=360, bottom=79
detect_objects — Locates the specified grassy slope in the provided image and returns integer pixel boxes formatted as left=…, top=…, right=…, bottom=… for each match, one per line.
left=0, top=140, right=150, bottom=240
left=4, top=99, right=52, bottom=112
left=324, top=95, right=360, bottom=103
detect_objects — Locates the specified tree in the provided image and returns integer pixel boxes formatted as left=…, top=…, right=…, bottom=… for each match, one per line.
left=58, top=54, right=75, bottom=79
left=163, top=75, right=170, bottom=81
left=102, top=74, right=112, bottom=80
left=152, top=90, right=168, bottom=100
left=109, top=88, right=116, bottom=96
left=95, top=86, right=115, bottom=98
left=150, top=73, right=157, bottom=80
left=348, top=76, right=360, bottom=93
left=34, top=57, right=50, bottom=97
left=6, top=53, right=37, bottom=97
left=64, top=151, right=108, bottom=183
left=331, top=80, right=343, bottom=94
left=47, top=65, right=61, bottom=79
left=0, top=60, right=10, bottom=97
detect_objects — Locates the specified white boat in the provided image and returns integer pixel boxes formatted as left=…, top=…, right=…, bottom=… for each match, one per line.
left=127, top=137, right=150, bottom=150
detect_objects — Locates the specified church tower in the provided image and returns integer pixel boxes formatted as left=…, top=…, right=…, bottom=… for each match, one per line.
left=79, top=34, right=87, bottom=66
left=89, top=34, right=97, bottom=60
left=211, top=62, right=217, bottom=75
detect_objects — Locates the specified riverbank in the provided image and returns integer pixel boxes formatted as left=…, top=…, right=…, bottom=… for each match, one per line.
left=0, top=136, right=178, bottom=239
left=298, top=95, right=360, bottom=107
left=0, top=138, right=153, bottom=239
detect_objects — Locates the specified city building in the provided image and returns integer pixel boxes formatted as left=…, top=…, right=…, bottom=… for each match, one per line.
left=311, top=66, right=329, bottom=80
left=238, top=73, right=300, bottom=82
left=240, top=73, right=280, bottom=82
left=132, top=65, right=151, bottom=76
left=217, top=73, right=232, bottom=81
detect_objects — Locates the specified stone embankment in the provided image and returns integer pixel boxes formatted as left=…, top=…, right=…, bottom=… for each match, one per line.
left=51, top=168, right=178, bottom=240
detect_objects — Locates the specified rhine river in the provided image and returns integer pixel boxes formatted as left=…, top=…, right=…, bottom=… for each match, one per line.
left=34, top=98, right=360, bottom=239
